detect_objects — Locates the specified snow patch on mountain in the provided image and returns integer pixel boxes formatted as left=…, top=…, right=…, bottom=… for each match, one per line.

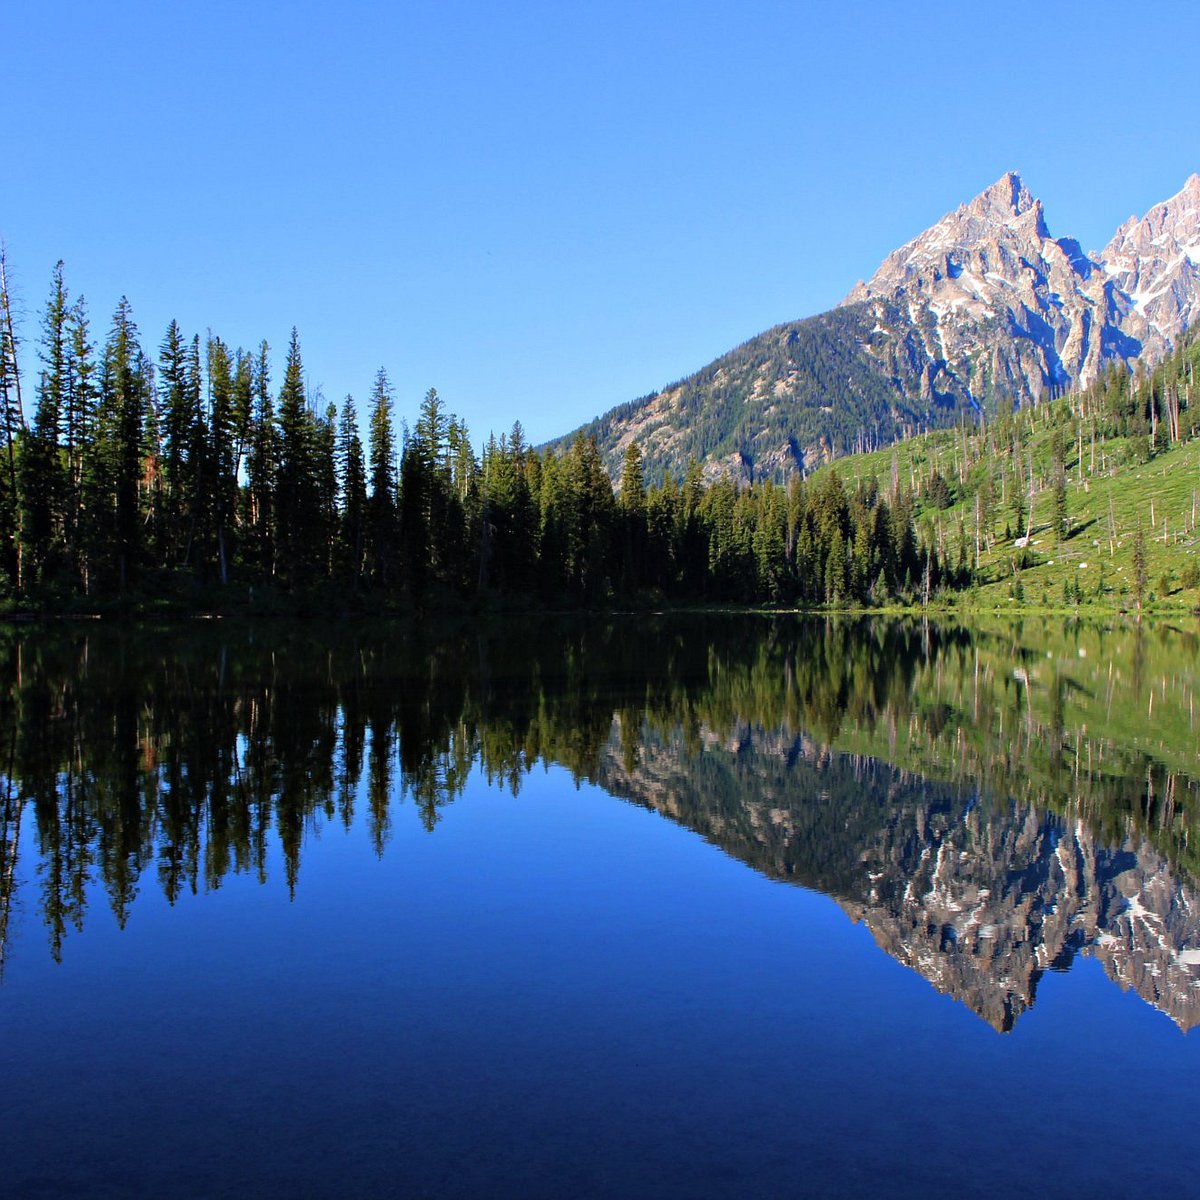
left=840, top=170, right=1200, bottom=409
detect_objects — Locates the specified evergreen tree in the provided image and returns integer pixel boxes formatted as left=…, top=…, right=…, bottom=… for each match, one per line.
left=366, top=367, right=397, bottom=587
left=1050, top=424, right=1068, bottom=545
left=825, top=526, right=847, bottom=604
left=98, top=298, right=149, bottom=588
left=536, top=450, right=566, bottom=599
left=20, top=262, right=70, bottom=585
left=157, top=322, right=192, bottom=563
left=207, top=334, right=237, bottom=583
left=1133, top=518, right=1148, bottom=611
left=411, top=387, right=459, bottom=588
left=314, top=399, right=338, bottom=579
left=182, top=334, right=207, bottom=567
left=275, top=329, right=315, bottom=582
left=924, top=469, right=952, bottom=510
left=245, top=341, right=277, bottom=578
left=645, top=475, right=681, bottom=594
left=560, top=435, right=614, bottom=601
left=481, top=427, right=536, bottom=596
left=617, top=441, right=647, bottom=594
left=400, top=387, right=467, bottom=596
left=752, top=483, right=789, bottom=602
left=336, top=396, right=367, bottom=585
left=0, top=247, right=26, bottom=591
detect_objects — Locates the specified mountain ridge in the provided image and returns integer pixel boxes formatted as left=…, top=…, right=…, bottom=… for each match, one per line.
left=549, top=171, right=1200, bottom=484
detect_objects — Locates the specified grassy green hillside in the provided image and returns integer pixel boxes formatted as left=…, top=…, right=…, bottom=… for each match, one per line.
left=811, top=331, right=1200, bottom=613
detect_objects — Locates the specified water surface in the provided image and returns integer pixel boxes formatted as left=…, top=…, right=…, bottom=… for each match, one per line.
left=1, top=616, right=1198, bottom=1197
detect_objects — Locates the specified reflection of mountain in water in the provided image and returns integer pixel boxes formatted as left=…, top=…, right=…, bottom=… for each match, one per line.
left=599, top=721, right=1200, bottom=1032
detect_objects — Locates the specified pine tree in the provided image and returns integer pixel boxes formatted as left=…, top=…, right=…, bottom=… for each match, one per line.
left=231, top=349, right=253, bottom=488
left=366, top=367, right=397, bottom=587
left=61, top=297, right=95, bottom=578
left=505, top=422, right=535, bottom=592
left=825, top=526, right=847, bottom=604
left=245, top=341, right=276, bottom=578
left=20, top=262, right=70, bottom=585
left=181, top=334, right=207, bottom=567
left=617, top=441, right=647, bottom=594
left=275, top=329, right=314, bottom=582
left=411, top=387, right=458, bottom=587
left=752, top=483, right=789, bottom=602
left=1050, top=424, right=1068, bottom=546
left=314, top=398, right=338, bottom=579
left=0, top=245, right=25, bottom=590
left=536, top=450, right=566, bottom=599
left=335, top=396, right=367, bottom=585
left=560, top=435, right=614, bottom=601
left=1133, top=517, right=1148, bottom=611
left=98, top=298, right=149, bottom=588
left=207, top=334, right=237, bottom=583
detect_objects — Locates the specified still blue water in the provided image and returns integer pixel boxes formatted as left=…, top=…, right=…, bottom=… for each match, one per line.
left=0, top=618, right=1197, bottom=1197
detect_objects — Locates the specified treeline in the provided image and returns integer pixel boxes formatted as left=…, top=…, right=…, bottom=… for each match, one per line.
left=0, top=260, right=941, bottom=610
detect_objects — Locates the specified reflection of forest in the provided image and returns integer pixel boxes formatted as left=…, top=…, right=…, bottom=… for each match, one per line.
left=1, top=616, right=1199, bottom=1028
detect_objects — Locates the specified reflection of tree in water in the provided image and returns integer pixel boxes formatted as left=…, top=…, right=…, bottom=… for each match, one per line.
left=0, top=616, right=1197, bottom=1009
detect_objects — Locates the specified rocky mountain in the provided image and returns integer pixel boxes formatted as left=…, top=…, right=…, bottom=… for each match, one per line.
left=842, top=170, right=1200, bottom=414
left=843, top=804, right=1200, bottom=1033
left=550, top=172, right=1200, bottom=484
left=1099, top=173, right=1200, bottom=352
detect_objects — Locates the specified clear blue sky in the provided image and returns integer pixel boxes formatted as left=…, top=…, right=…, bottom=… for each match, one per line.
left=7, top=1, right=1199, bottom=446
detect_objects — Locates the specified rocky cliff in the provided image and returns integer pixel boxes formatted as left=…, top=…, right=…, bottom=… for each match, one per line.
left=841, top=171, right=1200, bottom=415
left=551, top=172, right=1200, bottom=484
left=1099, top=173, right=1200, bottom=355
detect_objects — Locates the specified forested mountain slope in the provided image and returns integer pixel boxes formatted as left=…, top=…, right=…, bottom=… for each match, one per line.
left=548, top=172, right=1200, bottom=485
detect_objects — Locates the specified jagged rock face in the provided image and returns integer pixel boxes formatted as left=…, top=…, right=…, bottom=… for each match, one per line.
left=549, top=170, right=1200, bottom=484
left=848, top=810, right=1200, bottom=1033
left=1099, top=174, right=1200, bottom=355
left=842, top=171, right=1200, bottom=410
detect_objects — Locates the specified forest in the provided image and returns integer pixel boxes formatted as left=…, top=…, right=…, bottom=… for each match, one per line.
left=823, top=326, right=1200, bottom=611
left=0, top=259, right=944, bottom=611
left=0, top=256, right=1196, bottom=613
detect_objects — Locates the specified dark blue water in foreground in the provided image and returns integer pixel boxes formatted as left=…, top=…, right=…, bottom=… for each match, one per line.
left=0, top=617, right=1198, bottom=1197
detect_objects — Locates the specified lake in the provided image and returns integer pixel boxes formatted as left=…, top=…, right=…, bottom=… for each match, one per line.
left=1, top=615, right=1198, bottom=1198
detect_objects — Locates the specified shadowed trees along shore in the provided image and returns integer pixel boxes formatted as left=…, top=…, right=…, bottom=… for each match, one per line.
left=0, top=263, right=983, bottom=611
left=1, top=261, right=1198, bottom=612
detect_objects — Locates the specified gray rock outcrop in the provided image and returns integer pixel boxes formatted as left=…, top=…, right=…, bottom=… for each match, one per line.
left=842, top=170, right=1200, bottom=411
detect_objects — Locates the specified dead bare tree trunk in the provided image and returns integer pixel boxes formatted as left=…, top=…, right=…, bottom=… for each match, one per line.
left=0, top=245, right=26, bottom=592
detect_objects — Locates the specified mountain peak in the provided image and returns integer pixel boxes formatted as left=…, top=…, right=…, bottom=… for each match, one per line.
left=969, top=170, right=1035, bottom=221
left=1172, top=172, right=1200, bottom=203
left=557, top=169, right=1200, bottom=488
left=843, top=170, right=1050, bottom=308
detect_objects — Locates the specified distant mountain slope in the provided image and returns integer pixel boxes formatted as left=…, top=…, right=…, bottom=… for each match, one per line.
left=549, top=172, right=1200, bottom=484
left=546, top=303, right=946, bottom=485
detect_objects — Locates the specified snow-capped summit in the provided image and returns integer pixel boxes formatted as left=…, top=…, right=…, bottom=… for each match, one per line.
left=840, top=171, right=1200, bottom=409
left=548, top=171, right=1200, bottom=486
left=1099, top=172, right=1200, bottom=349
